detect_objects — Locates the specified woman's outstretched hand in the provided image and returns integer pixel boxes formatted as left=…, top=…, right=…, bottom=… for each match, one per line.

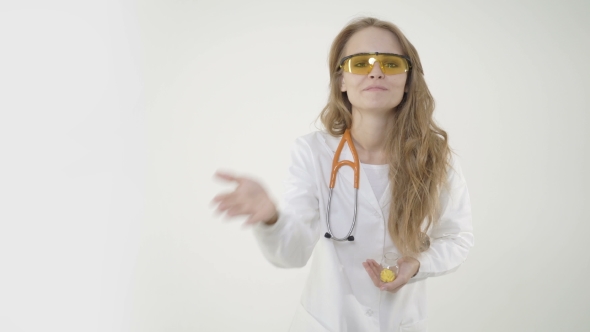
left=212, top=171, right=278, bottom=226
left=362, top=257, right=420, bottom=293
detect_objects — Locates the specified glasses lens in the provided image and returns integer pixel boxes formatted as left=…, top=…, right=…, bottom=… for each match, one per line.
left=342, top=54, right=409, bottom=75
left=379, top=55, right=409, bottom=75
left=344, top=54, right=374, bottom=74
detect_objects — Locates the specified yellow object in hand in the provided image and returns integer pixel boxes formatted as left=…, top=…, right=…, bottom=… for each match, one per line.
left=380, top=268, right=396, bottom=283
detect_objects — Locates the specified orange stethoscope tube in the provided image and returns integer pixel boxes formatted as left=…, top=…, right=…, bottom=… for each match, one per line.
left=325, top=129, right=359, bottom=241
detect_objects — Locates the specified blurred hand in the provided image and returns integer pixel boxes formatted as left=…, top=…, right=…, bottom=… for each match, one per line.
left=212, top=171, right=278, bottom=225
left=362, top=257, right=420, bottom=293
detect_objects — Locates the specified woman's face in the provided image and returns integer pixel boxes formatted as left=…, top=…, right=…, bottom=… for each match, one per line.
left=340, top=27, right=408, bottom=115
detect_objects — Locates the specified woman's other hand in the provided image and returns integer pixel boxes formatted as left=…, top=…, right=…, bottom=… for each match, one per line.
left=362, top=257, right=420, bottom=293
left=212, top=171, right=278, bottom=226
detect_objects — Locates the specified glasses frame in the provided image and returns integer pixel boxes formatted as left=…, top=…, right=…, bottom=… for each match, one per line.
left=339, top=52, right=413, bottom=75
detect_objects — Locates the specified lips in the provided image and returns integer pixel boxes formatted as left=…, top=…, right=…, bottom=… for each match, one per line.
left=363, top=85, right=387, bottom=91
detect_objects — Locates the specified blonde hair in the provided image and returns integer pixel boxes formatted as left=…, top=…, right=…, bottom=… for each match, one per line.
left=319, top=17, right=451, bottom=257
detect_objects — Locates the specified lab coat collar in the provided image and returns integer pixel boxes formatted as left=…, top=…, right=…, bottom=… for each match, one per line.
left=316, top=132, right=390, bottom=217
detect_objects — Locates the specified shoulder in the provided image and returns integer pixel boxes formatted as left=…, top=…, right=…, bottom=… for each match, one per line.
left=294, top=130, right=332, bottom=145
left=445, top=152, right=468, bottom=189
left=291, top=130, right=339, bottom=154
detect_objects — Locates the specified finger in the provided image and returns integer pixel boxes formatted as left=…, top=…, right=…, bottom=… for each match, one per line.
left=215, top=200, right=234, bottom=213
left=226, top=205, right=250, bottom=217
left=365, top=260, right=383, bottom=282
left=367, top=259, right=381, bottom=268
left=211, top=191, right=235, bottom=204
left=389, top=277, right=410, bottom=293
left=368, top=260, right=383, bottom=276
left=214, top=171, right=241, bottom=183
left=389, top=284, right=404, bottom=293
left=381, top=281, right=404, bottom=293
left=382, top=273, right=409, bottom=293
left=362, top=262, right=378, bottom=286
left=218, top=199, right=248, bottom=215
left=362, top=261, right=382, bottom=287
left=214, top=193, right=242, bottom=212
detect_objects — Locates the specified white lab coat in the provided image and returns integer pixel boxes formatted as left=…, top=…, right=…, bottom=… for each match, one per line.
left=253, top=131, right=474, bottom=332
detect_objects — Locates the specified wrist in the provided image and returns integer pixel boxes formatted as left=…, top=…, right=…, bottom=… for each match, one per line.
left=263, top=211, right=279, bottom=225
left=412, top=258, right=420, bottom=278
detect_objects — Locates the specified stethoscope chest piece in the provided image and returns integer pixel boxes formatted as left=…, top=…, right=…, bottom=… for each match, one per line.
left=324, top=129, right=360, bottom=242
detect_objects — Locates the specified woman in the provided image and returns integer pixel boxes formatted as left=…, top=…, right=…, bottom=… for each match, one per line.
left=213, top=17, right=473, bottom=332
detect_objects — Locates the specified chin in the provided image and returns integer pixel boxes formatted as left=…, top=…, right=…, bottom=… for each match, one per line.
left=360, top=102, right=399, bottom=113
left=356, top=97, right=401, bottom=110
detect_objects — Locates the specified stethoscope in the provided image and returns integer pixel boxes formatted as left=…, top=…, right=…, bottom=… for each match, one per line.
left=324, top=129, right=359, bottom=241
left=323, top=129, right=432, bottom=251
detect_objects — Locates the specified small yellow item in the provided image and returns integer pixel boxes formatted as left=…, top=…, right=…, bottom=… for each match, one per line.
left=380, top=268, right=396, bottom=283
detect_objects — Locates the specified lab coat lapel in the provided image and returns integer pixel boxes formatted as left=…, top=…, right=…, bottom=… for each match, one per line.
left=379, top=181, right=391, bottom=211
left=320, top=133, right=383, bottom=216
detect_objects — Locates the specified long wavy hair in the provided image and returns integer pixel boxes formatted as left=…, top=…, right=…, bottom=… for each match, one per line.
left=319, top=17, right=451, bottom=257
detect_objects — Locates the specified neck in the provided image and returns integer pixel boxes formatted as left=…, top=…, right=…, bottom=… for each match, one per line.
left=350, top=107, right=393, bottom=164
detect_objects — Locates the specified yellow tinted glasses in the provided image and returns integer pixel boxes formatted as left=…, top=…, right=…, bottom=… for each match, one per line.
left=339, top=52, right=412, bottom=75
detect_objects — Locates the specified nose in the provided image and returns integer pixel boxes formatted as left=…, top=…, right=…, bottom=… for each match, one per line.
left=369, top=61, right=384, bottom=79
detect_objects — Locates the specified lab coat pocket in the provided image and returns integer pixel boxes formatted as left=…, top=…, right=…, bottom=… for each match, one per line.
left=289, top=303, right=332, bottom=332
left=399, top=319, right=428, bottom=332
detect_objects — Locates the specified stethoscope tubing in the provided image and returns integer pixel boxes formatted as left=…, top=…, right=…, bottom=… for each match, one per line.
left=325, top=187, right=358, bottom=241
left=324, top=129, right=359, bottom=242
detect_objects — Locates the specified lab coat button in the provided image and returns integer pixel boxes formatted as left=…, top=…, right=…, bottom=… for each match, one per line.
left=365, top=309, right=373, bottom=316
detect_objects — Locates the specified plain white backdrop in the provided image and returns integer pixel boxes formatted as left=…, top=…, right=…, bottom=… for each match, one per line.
left=1, top=0, right=589, bottom=331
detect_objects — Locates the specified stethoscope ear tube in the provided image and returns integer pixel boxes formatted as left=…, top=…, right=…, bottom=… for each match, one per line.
left=323, top=233, right=355, bottom=241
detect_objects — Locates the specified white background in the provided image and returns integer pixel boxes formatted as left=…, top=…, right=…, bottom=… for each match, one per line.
left=1, top=0, right=589, bottom=331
